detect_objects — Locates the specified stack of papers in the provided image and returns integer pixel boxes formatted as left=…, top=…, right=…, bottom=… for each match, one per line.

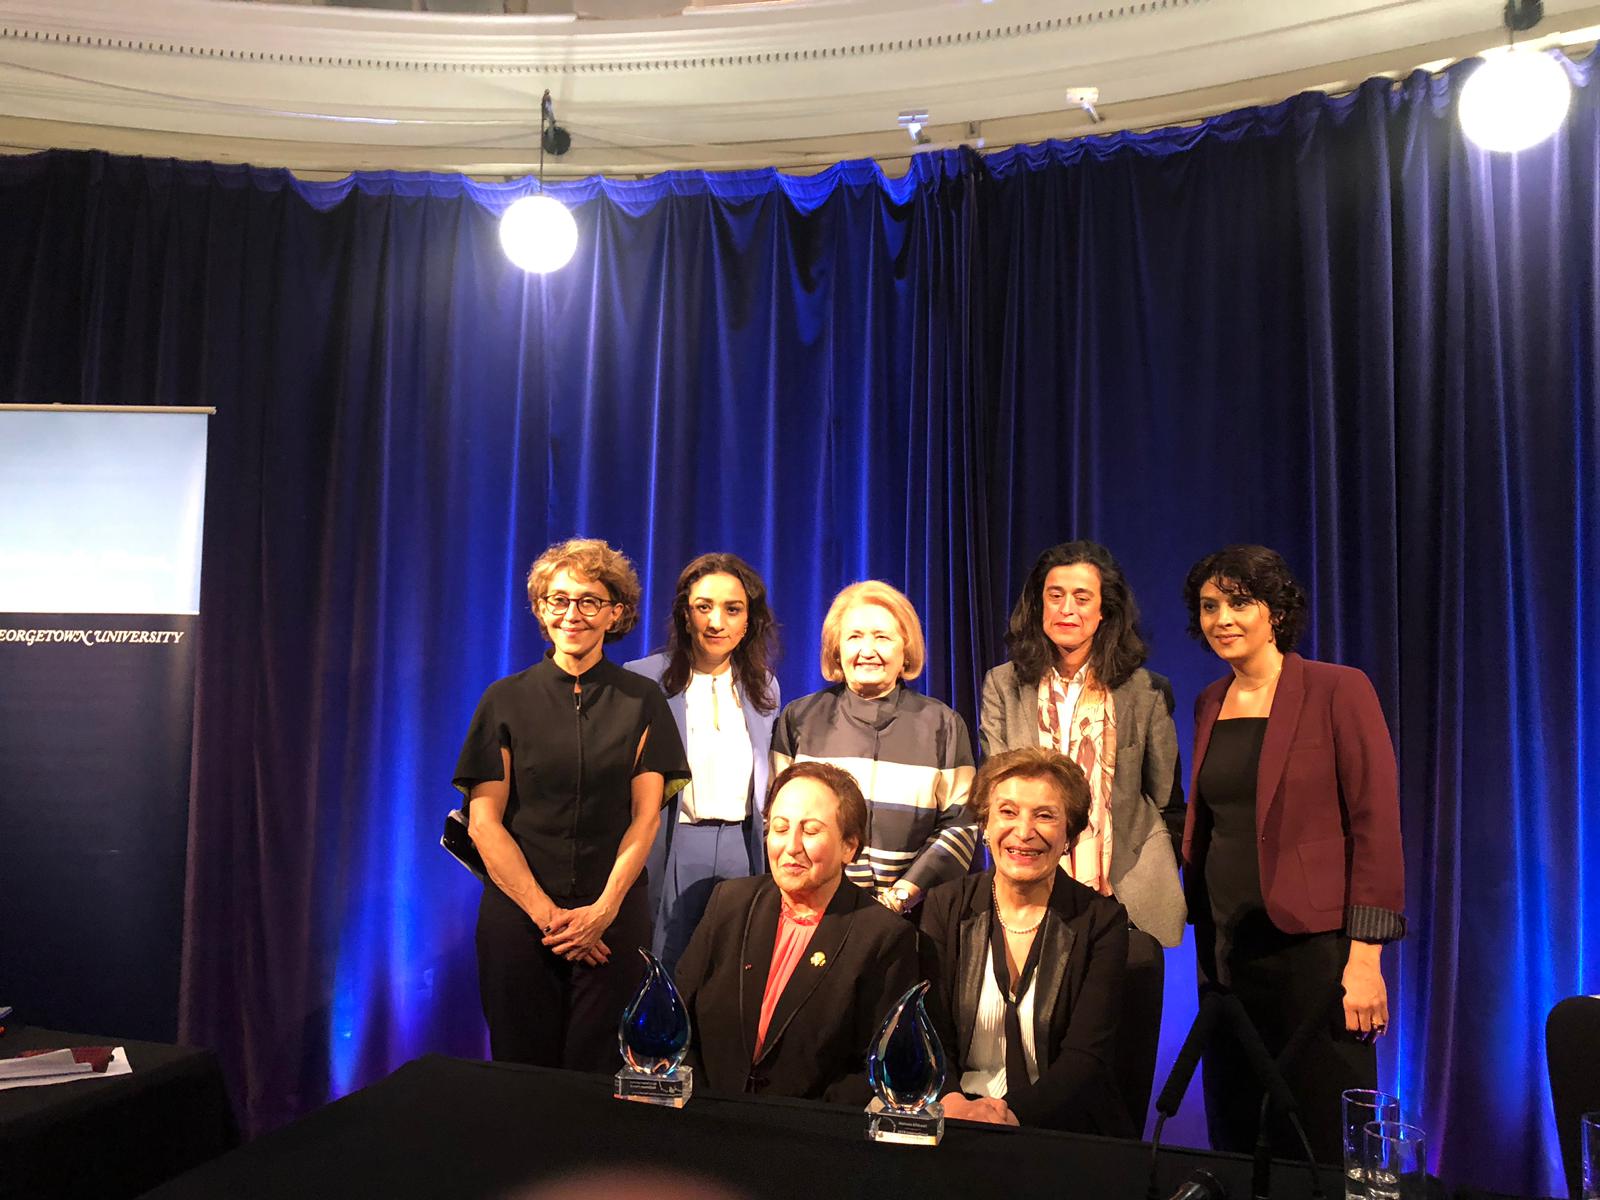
left=0, top=1046, right=130, bottom=1091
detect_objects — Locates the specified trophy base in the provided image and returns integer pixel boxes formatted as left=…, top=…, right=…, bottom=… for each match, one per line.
left=865, top=1097, right=944, bottom=1146
left=614, top=1066, right=692, bottom=1108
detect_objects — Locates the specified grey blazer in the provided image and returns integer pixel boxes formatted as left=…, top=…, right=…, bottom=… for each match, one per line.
left=978, top=662, right=1186, bottom=947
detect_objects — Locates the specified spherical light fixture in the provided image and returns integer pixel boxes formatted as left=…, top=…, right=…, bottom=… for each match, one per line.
left=1459, top=48, right=1571, bottom=152
left=499, top=194, right=578, bottom=274
left=500, top=89, right=578, bottom=274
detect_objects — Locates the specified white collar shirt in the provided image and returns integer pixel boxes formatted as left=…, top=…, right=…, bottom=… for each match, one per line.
left=678, top=669, right=754, bottom=824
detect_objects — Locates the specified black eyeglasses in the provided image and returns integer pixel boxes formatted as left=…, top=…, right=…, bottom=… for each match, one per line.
left=542, top=594, right=615, bottom=618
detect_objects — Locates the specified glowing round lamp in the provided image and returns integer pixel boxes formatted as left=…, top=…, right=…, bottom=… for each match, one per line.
left=1459, top=49, right=1571, bottom=153
left=499, top=194, right=578, bottom=274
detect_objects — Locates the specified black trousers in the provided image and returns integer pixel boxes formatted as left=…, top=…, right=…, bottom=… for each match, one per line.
left=1199, top=912, right=1377, bottom=1163
left=475, top=875, right=651, bottom=1073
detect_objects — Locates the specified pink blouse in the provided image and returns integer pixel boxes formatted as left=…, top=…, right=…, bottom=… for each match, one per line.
left=754, top=905, right=821, bottom=1058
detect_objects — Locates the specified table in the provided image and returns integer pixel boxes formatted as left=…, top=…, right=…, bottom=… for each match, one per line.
left=140, top=1054, right=1332, bottom=1200
left=0, top=1024, right=238, bottom=1200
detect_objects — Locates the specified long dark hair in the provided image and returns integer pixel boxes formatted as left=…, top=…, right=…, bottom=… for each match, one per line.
left=1004, top=540, right=1150, bottom=690
left=659, top=552, right=780, bottom=713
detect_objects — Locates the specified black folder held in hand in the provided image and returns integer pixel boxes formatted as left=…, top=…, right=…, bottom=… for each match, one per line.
left=441, top=809, right=488, bottom=883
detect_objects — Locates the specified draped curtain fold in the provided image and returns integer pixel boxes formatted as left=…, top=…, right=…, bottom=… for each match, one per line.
left=1, top=57, right=1595, bottom=1196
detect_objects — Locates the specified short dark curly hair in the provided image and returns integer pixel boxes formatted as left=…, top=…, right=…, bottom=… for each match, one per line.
left=1182, top=545, right=1307, bottom=653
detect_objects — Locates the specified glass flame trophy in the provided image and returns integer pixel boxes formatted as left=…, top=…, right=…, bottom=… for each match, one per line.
left=865, top=980, right=946, bottom=1145
left=614, top=948, right=693, bottom=1108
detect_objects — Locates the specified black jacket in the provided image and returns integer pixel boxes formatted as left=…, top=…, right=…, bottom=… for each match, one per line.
left=919, top=867, right=1133, bottom=1134
left=674, top=874, right=919, bottom=1106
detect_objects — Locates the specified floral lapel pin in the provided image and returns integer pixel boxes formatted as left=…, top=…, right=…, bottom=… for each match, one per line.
left=809, top=951, right=827, bottom=968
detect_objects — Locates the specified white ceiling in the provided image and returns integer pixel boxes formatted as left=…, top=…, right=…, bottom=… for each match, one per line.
left=1, top=0, right=1598, bottom=177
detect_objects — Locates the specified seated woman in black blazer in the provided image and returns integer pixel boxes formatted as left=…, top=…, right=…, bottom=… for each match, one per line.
left=921, top=746, right=1133, bottom=1134
left=674, top=760, right=919, bottom=1104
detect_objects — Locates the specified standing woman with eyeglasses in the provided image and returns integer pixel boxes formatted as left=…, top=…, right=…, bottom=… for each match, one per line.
left=453, top=537, right=689, bottom=1069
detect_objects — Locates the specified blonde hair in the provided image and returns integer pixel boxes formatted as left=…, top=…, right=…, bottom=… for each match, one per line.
left=525, top=538, right=641, bottom=643
left=818, top=580, right=925, bottom=683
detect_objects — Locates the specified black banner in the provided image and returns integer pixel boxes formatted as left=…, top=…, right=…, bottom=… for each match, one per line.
left=0, top=612, right=196, bottom=1041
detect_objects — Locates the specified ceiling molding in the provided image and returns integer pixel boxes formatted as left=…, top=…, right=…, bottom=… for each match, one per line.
left=1, top=0, right=1598, bottom=175
left=0, top=0, right=1207, bottom=67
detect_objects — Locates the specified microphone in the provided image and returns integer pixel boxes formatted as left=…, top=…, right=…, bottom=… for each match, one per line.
left=1147, top=989, right=1226, bottom=1200
left=1167, top=1170, right=1227, bottom=1200
left=1154, top=987, right=1224, bottom=1118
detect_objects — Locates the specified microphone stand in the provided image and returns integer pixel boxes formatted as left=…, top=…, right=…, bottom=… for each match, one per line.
left=1222, top=988, right=1340, bottom=1200
left=1145, top=987, right=1227, bottom=1200
left=1145, top=985, right=1339, bottom=1200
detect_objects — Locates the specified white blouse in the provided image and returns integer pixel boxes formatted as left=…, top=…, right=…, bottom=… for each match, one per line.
left=959, top=932, right=1040, bottom=1099
left=678, top=669, right=754, bottom=823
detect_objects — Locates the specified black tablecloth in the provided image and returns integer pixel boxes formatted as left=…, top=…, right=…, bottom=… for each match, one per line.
left=141, top=1054, right=1330, bottom=1200
left=0, top=1024, right=237, bottom=1200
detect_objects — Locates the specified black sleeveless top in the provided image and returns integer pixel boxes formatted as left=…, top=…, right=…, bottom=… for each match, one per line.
left=1196, top=717, right=1268, bottom=945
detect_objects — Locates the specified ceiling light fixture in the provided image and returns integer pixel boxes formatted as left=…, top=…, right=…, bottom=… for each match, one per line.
left=898, top=110, right=931, bottom=145
left=1065, top=87, right=1103, bottom=125
left=1459, top=0, right=1571, bottom=152
left=499, top=90, right=578, bottom=274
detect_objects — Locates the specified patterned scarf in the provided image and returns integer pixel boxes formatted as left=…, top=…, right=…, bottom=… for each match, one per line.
left=1037, top=667, right=1116, bottom=896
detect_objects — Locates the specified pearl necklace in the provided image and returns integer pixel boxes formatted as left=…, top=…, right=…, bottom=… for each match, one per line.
left=993, top=890, right=1044, bottom=936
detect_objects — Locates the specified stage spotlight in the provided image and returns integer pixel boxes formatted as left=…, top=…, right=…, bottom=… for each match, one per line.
left=1459, top=0, right=1571, bottom=152
left=501, top=89, right=577, bottom=274
left=1065, top=87, right=1103, bottom=125
left=898, top=110, right=931, bottom=145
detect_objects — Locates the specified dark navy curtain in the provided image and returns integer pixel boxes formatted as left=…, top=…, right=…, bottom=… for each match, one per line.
left=1, top=54, right=1595, bottom=1196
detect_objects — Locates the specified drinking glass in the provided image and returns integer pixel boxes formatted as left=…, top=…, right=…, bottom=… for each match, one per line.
left=1363, top=1121, right=1427, bottom=1200
left=1342, top=1089, right=1400, bottom=1199
left=1582, top=1110, right=1599, bottom=1200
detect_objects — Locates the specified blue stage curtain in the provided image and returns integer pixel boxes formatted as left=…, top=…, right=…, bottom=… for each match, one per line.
left=1, top=55, right=1595, bottom=1196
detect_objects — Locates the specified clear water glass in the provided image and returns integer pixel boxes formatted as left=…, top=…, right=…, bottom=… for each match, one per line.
left=1342, top=1089, right=1400, bottom=1200
left=1582, top=1110, right=1599, bottom=1200
left=1363, top=1120, right=1427, bottom=1200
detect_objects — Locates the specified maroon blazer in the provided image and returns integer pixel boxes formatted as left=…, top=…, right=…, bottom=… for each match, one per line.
left=1181, top=653, right=1404, bottom=937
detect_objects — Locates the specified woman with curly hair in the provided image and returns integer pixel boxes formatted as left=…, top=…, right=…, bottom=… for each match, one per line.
left=453, top=537, right=688, bottom=1070
left=1181, top=544, right=1404, bottom=1162
left=626, top=552, right=782, bottom=972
